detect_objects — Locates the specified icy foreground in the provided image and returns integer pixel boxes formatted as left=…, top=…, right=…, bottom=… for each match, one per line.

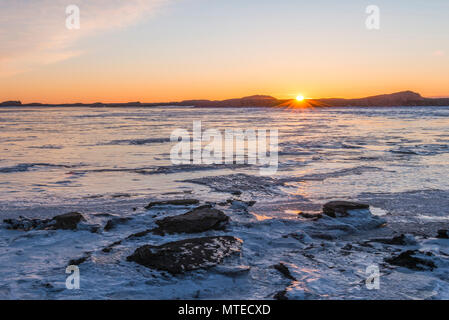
left=1, top=195, right=449, bottom=300
left=0, top=106, right=448, bottom=299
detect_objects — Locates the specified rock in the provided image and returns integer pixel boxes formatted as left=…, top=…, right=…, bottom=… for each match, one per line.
left=153, top=205, right=229, bottom=235
left=323, top=201, right=370, bottom=218
left=49, top=212, right=85, bottom=230
left=273, top=290, right=288, bottom=300
left=127, top=236, right=242, bottom=274
left=286, top=231, right=313, bottom=244
left=68, top=252, right=91, bottom=266
left=298, top=212, right=323, bottom=220
left=371, top=234, right=417, bottom=246
left=3, top=212, right=85, bottom=231
left=145, top=199, right=199, bottom=209
left=273, top=263, right=297, bottom=281
left=102, top=240, right=123, bottom=253
left=3, top=216, right=43, bottom=231
left=437, top=229, right=449, bottom=239
left=104, top=217, right=131, bottom=231
left=385, top=250, right=436, bottom=271
left=230, top=200, right=255, bottom=211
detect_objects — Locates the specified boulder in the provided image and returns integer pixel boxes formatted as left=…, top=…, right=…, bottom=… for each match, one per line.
left=323, top=201, right=369, bottom=218
left=153, top=205, right=229, bottom=235
left=48, top=212, right=85, bottom=230
left=3, top=212, right=85, bottom=231
left=385, top=250, right=436, bottom=271
left=104, top=217, right=131, bottom=231
left=145, top=199, right=199, bottom=209
left=127, top=236, right=242, bottom=274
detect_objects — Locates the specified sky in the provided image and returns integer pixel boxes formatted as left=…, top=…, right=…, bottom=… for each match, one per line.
left=1, top=0, right=448, bottom=103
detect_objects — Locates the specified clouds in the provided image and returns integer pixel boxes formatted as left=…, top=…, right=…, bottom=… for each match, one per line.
left=0, top=0, right=168, bottom=76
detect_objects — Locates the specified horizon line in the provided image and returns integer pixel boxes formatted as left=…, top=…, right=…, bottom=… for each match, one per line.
left=3, top=90, right=449, bottom=105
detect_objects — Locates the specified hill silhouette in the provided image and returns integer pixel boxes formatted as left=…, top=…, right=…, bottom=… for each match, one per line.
left=1, top=91, right=449, bottom=108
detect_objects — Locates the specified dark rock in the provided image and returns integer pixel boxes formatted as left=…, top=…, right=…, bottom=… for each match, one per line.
left=370, top=234, right=417, bottom=246
left=104, top=217, right=130, bottom=231
left=127, top=236, right=242, bottom=274
left=385, top=250, right=436, bottom=271
left=49, top=212, right=85, bottom=230
left=102, top=240, right=123, bottom=253
left=153, top=205, right=229, bottom=235
left=273, top=289, right=288, bottom=300
left=323, top=201, right=369, bottom=218
left=68, top=252, right=91, bottom=266
left=127, top=229, right=152, bottom=239
left=273, top=262, right=296, bottom=281
left=3, top=216, right=43, bottom=231
left=298, top=212, right=323, bottom=220
left=145, top=199, right=199, bottom=209
left=3, top=212, right=85, bottom=231
left=437, top=229, right=449, bottom=239
left=43, top=283, right=53, bottom=289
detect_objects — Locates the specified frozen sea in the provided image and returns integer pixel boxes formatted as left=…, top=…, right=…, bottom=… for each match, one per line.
left=0, top=105, right=448, bottom=299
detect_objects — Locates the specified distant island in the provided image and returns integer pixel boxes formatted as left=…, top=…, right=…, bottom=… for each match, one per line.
left=2, top=91, right=449, bottom=108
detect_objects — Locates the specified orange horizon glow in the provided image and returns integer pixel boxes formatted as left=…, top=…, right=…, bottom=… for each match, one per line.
left=1, top=1, right=449, bottom=104
left=2, top=83, right=449, bottom=105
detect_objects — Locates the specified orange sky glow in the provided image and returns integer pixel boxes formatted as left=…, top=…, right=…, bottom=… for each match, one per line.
left=1, top=0, right=448, bottom=103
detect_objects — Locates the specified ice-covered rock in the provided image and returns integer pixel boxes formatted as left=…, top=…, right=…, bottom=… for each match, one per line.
left=104, top=217, right=131, bottom=231
left=371, top=234, right=418, bottom=246
left=323, top=201, right=370, bottom=218
left=385, top=250, right=436, bottom=271
left=127, top=236, right=243, bottom=274
left=3, top=212, right=85, bottom=231
left=153, top=205, right=230, bottom=235
left=145, top=199, right=199, bottom=209
left=230, top=200, right=256, bottom=211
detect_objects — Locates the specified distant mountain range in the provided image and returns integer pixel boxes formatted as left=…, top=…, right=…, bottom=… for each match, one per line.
left=2, top=91, right=449, bottom=108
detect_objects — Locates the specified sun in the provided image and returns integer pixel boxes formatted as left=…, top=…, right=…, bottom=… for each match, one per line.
left=296, top=95, right=305, bottom=102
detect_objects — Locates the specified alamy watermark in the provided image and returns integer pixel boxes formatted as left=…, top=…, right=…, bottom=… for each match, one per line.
left=66, top=265, right=80, bottom=290
left=66, top=5, right=80, bottom=30
left=170, top=121, right=278, bottom=176
left=365, top=264, right=380, bottom=290
left=366, top=5, right=380, bottom=30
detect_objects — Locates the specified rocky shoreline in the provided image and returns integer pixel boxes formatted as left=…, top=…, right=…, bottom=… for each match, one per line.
left=3, top=198, right=448, bottom=299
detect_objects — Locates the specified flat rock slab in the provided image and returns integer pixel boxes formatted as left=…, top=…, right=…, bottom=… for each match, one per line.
left=127, top=236, right=243, bottom=274
left=145, top=199, right=199, bottom=209
left=154, top=205, right=230, bottom=234
left=4, top=212, right=85, bottom=231
left=323, top=201, right=370, bottom=218
left=385, top=250, right=436, bottom=271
